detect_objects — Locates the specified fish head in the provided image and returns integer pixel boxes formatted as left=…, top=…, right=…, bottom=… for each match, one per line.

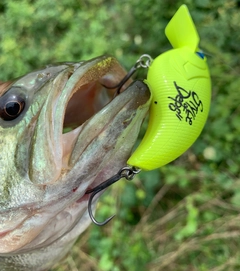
left=0, top=55, right=150, bottom=263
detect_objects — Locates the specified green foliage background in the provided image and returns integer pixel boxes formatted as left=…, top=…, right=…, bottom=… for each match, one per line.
left=1, top=0, right=240, bottom=270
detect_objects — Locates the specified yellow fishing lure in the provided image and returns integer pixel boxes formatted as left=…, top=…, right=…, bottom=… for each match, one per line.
left=127, top=5, right=211, bottom=171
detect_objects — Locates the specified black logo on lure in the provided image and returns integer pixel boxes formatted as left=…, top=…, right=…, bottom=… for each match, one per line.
left=168, top=81, right=203, bottom=125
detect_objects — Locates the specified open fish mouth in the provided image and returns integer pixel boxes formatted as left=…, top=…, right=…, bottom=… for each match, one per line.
left=0, top=56, right=150, bottom=256
left=48, top=56, right=151, bottom=212
left=60, top=56, right=133, bottom=170
left=63, top=57, right=127, bottom=130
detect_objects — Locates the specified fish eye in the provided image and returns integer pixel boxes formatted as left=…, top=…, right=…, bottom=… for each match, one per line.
left=0, top=94, right=25, bottom=121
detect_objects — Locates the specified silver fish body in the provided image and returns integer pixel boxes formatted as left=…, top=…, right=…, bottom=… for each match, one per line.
left=0, top=56, right=150, bottom=270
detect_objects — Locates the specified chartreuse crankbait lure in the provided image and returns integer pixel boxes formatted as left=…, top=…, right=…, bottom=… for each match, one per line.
left=87, top=4, right=211, bottom=226
left=128, top=4, right=211, bottom=170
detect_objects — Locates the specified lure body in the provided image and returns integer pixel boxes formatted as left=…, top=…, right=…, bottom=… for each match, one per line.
left=127, top=5, right=211, bottom=170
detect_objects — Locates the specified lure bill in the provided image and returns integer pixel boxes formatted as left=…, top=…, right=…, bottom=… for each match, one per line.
left=127, top=4, right=211, bottom=170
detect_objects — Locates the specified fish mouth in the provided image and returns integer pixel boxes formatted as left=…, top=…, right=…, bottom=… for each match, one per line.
left=61, top=56, right=132, bottom=169
left=55, top=56, right=150, bottom=197
left=55, top=56, right=151, bottom=199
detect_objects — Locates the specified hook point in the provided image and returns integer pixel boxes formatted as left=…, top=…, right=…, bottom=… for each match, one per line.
left=88, top=190, right=115, bottom=226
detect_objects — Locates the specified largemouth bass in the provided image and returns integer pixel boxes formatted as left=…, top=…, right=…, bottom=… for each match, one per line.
left=0, top=55, right=150, bottom=271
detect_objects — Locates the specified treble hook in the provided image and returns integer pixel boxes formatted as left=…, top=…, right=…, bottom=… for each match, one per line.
left=86, top=166, right=141, bottom=226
